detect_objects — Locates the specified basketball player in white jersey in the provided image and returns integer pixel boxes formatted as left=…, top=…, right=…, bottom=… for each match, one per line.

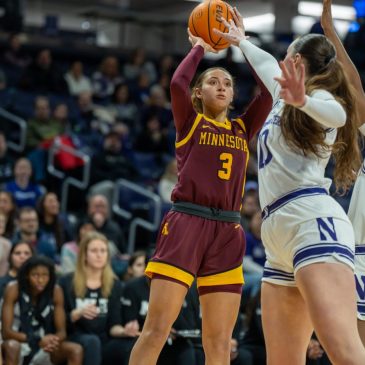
left=321, top=0, right=365, bottom=346
left=215, top=8, right=365, bottom=365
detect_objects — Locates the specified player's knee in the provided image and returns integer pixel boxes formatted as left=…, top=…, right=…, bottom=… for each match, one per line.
left=202, top=334, right=231, bottom=357
left=325, top=342, right=363, bottom=365
left=143, top=324, right=171, bottom=345
left=2, top=339, right=21, bottom=358
left=145, top=314, right=173, bottom=338
left=69, top=343, right=83, bottom=361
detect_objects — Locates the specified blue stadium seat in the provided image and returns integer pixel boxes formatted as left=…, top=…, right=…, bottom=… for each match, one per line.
left=131, top=152, right=164, bottom=182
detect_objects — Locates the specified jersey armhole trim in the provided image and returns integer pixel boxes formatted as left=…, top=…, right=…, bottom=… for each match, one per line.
left=176, top=114, right=203, bottom=148
left=234, top=118, right=246, bottom=133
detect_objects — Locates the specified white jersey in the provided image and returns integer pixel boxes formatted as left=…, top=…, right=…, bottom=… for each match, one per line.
left=257, top=97, right=336, bottom=208
left=238, top=40, right=347, bottom=208
left=348, top=124, right=365, bottom=246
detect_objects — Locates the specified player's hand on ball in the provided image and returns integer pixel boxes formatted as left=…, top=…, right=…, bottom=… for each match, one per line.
left=213, top=7, right=248, bottom=46
left=188, top=28, right=217, bottom=53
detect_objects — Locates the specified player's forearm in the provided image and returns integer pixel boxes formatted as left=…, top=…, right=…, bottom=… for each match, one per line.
left=170, top=45, right=204, bottom=95
left=299, top=93, right=346, bottom=128
left=170, top=45, right=203, bottom=131
left=2, top=328, right=27, bottom=342
left=71, top=308, right=82, bottom=322
left=239, top=39, right=281, bottom=99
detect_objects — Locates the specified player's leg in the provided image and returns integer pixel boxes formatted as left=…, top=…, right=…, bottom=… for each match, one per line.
left=261, top=282, right=313, bottom=365
left=296, top=262, right=365, bottom=365
left=357, top=321, right=365, bottom=347
left=50, top=341, right=83, bottom=365
left=128, top=278, right=188, bottom=365
left=1, top=340, right=21, bottom=365
left=200, top=290, right=242, bottom=365
left=355, top=249, right=365, bottom=348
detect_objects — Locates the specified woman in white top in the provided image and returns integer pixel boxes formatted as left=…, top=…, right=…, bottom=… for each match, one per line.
left=321, top=0, right=365, bottom=346
left=216, top=8, right=365, bottom=365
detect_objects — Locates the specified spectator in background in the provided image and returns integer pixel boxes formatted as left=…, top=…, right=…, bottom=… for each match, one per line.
left=53, top=103, right=70, bottom=129
left=134, top=114, right=170, bottom=155
left=157, top=54, right=176, bottom=80
left=19, top=48, right=68, bottom=93
left=240, top=187, right=260, bottom=232
left=73, top=91, right=114, bottom=140
left=0, top=241, right=33, bottom=298
left=37, top=192, right=72, bottom=254
left=0, top=211, right=11, bottom=276
left=158, top=158, right=177, bottom=203
left=3, top=33, right=31, bottom=69
left=92, top=56, right=123, bottom=101
left=0, top=131, right=15, bottom=185
left=0, top=191, right=17, bottom=238
left=132, top=71, right=151, bottom=105
left=306, top=337, right=330, bottom=365
left=123, top=48, right=157, bottom=84
left=107, top=82, right=139, bottom=128
left=26, top=97, right=66, bottom=182
left=26, top=96, right=65, bottom=150
left=122, top=251, right=147, bottom=282
left=13, top=207, right=60, bottom=262
left=156, top=54, right=176, bottom=102
left=246, top=134, right=259, bottom=181
left=87, top=194, right=126, bottom=254
left=65, top=61, right=92, bottom=96
left=243, top=210, right=265, bottom=303
left=5, top=157, right=44, bottom=208
left=1, top=255, right=83, bottom=365
left=239, top=288, right=266, bottom=365
left=141, top=84, right=173, bottom=130
left=157, top=72, right=172, bottom=102
left=60, top=220, right=96, bottom=274
left=60, top=232, right=133, bottom=365
left=72, top=91, right=102, bottom=148
left=90, top=131, right=137, bottom=188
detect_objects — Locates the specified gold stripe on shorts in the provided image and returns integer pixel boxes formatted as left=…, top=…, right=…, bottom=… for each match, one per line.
left=145, top=261, right=195, bottom=287
left=197, top=265, right=244, bottom=287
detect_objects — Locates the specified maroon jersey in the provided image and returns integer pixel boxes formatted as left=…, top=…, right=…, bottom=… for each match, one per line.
left=170, top=46, right=272, bottom=211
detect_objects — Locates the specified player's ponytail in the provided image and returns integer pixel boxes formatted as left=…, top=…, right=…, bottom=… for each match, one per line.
left=280, top=34, right=361, bottom=193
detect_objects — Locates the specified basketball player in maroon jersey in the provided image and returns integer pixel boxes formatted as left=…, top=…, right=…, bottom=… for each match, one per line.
left=129, top=29, right=272, bottom=365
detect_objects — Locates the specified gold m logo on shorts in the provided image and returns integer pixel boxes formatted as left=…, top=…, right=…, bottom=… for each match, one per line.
left=162, top=223, right=169, bottom=235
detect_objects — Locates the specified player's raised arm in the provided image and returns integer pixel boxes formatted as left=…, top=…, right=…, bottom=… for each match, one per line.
left=214, top=7, right=282, bottom=100
left=321, top=0, right=365, bottom=123
left=170, top=30, right=216, bottom=133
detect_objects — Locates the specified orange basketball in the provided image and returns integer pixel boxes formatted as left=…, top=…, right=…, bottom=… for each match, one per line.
left=188, top=0, right=232, bottom=51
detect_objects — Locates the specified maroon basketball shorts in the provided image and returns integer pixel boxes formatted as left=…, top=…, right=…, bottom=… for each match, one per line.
left=145, top=210, right=246, bottom=294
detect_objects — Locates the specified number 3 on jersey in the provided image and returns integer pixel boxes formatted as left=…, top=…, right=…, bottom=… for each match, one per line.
left=218, top=153, right=233, bottom=180
left=258, top=129, right=273, bottom=169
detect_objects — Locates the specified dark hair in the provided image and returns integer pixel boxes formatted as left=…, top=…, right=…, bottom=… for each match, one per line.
left=280, top=34, right=361, bottom=193
left=191, top=67, right=234, bottom=114
left=112, top=82, right=130, bottom=103
left=76, top=219, right=96, bottom=242
left=37, top=192, right=63, bottom=249
left=18, top=255, right=56, bottom=298
left=0, top=190, right=16, bottom=238
left=128, top=250, right=148, bottom=268
left=18, top=206, right=37, bottom=219
left=8, top=241, right=34, bottom=270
